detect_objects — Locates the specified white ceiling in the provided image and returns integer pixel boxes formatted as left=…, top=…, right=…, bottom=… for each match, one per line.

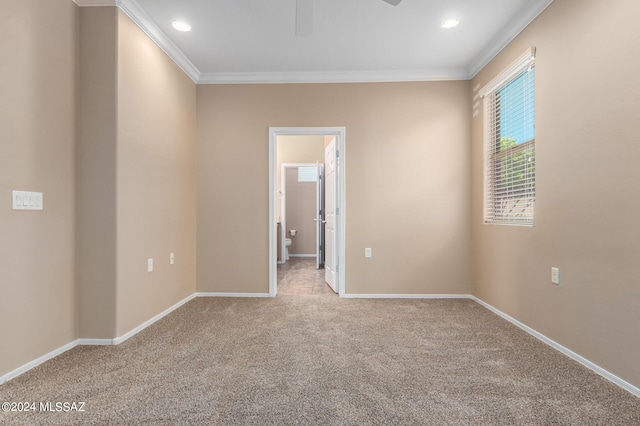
left=78, top=0, right=554, bottom=84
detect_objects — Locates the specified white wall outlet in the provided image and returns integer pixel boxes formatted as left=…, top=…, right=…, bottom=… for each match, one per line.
left=365, top=248, right=372, bottom=258
left=148, top=258, right=154, bottom=272
left=170, top=253, right=175, bottom=265
left=551, top=267, right=560, bottom=285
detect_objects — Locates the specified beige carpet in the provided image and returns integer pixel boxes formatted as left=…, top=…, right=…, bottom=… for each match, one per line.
left=1, top=297, right=639, bottom=425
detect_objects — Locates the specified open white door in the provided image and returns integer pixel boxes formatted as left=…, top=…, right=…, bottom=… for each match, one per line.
left=324, top=138, right=337, bottom=293
left=315, top=164, right=325, bottom=269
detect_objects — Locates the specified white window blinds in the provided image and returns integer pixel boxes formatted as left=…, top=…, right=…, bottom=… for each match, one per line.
left=481, top=48, right=536, bottom=226
left=297, top=166, right=318, bottom=182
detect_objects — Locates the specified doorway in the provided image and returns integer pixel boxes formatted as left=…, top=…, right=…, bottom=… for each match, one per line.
left=269, top=127, right=346, bottom=297
left=280, top=163, right=324, bottom=267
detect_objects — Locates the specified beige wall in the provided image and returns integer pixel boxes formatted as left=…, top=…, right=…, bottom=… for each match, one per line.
left=471, top=0, right=640, bottom=388
left=0, top=0, right=78, bottom=377
left=285, top=168, right=317, bottom=255
left=115, top=10, right=197, bottom=336
left=8, top=0, right=637, bottom=394
left=77, top=6, right=118, bottom=339
left=276, top=135, right=325, bottom=188
left=276, top=134, right=324, bottom=221
left=2, top=1, right=196, bottom=378
left=197, top=82, right=472, bottom=294
left=78, top=8, right=197, bottom=339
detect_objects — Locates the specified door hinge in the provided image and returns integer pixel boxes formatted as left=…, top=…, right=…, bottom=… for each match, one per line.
left=336, top=150, right=340, bottom=158
left=336, top=207, right=340, bottom=215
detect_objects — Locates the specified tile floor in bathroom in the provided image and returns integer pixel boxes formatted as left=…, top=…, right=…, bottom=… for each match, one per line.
left=277, top=257, right=337, bottom=296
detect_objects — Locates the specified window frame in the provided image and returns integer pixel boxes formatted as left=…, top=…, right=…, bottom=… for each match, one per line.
left=480, top=48, right=536, bottom=226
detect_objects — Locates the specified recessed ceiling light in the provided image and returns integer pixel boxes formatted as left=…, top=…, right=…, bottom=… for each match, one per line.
left=440, top=19, right=460, bottom=29
left=172, top=21, right=191, bottom=32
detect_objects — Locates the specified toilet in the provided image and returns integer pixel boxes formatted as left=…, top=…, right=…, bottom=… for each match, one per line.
left=284, top=238, right=292, bottom=261
left=284, top=229, right=296, bottom=262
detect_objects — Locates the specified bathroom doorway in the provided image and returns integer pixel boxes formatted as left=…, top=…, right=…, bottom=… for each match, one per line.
left=269, top=128, right=346, bottom=297
left=280, top=163, right=324, bottom=268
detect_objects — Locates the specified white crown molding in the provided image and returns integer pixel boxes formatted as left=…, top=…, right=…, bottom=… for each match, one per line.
left=116, top=0, right=200, bottom=82
left=198, top=68, right=470, bottom=85
left=467, top=0, right=554, bottom=78
left=74, top=0, right=553, bottom=84
left=74, top=0, right=200, bottom=82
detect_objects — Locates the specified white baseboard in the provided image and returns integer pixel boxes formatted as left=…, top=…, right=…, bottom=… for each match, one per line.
left=472, top=296, right=640, bottom=398
left=77, top=339, right=114, bottom=346
left=196, top=292, right=271, bottom=298
left=0, top=340, right=78, bottom=385
left=342, top=294, right=474, bottom=299
left=0, top=293, right=197, bottom=384
left=4, top=292, right=638, bottom=399
left=113, top=293, right=197, bottom=345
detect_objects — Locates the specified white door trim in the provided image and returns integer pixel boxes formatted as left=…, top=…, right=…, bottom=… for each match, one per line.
left=269, top=127, right=346, bottom=297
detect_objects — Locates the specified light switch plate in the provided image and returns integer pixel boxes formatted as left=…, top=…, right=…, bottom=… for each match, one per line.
left=148, top=259, right=154, bottom=272
left=13, top=191, right=43, bottom=210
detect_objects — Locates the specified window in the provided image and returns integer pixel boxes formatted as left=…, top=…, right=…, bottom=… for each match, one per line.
left=481, top=48, right=536, bottom=226
left=297, top=166, right=318, bottom=182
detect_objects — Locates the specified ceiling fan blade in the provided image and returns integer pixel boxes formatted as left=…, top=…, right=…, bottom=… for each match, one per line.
left=296, top=0, right=313, bottom=36
left=381, top=0, right=402, bottom=5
